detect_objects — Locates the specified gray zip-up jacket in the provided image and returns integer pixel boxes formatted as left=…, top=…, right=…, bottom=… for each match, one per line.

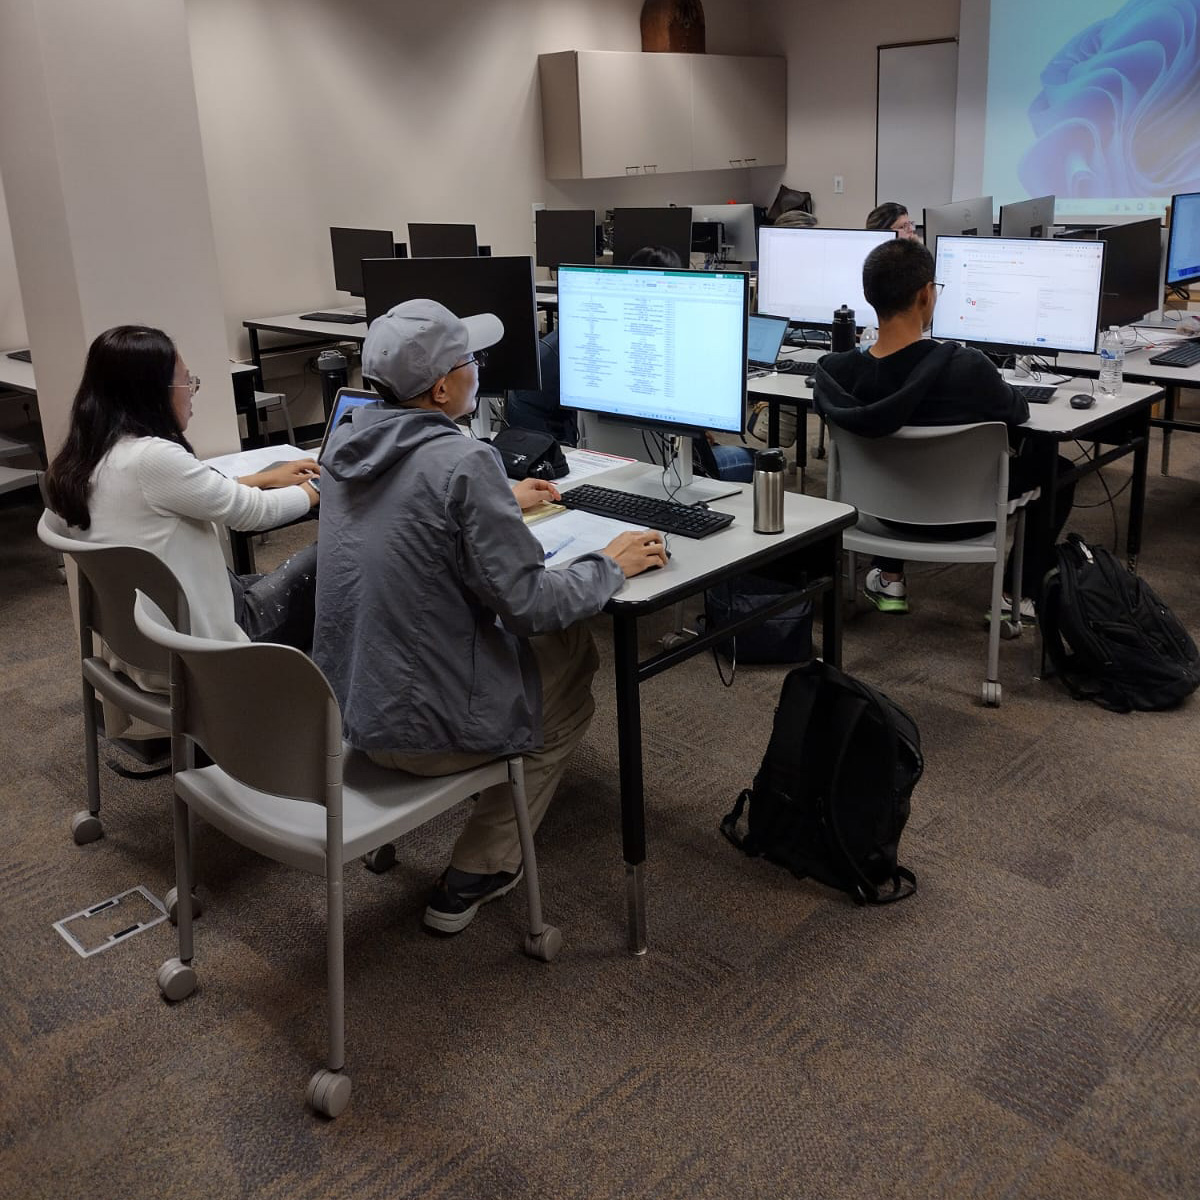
left=313, top=404, right=624, bottom=755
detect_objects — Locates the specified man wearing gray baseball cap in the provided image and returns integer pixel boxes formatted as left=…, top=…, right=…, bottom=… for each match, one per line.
left=313, top=299, right=667, bottom=934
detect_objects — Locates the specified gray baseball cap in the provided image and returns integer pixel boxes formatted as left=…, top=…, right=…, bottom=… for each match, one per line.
left=362, top=299, right=504, bottom=401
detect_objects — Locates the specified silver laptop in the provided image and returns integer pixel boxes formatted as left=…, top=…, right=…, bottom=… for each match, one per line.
left=747, top=313, right=789, bottom=376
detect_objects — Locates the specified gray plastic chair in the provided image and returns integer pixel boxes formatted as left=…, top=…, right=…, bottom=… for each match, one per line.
left=36, top=510, right=192, bottom=844
left=826, top=422, right=1030, bottom=707
left=132, top=589, right=562, bottom=1120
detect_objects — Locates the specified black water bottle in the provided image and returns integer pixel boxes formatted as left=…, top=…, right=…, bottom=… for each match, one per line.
left=831, top=305, right=856, bottom=353
left=317, top=349, right=349, bottom=421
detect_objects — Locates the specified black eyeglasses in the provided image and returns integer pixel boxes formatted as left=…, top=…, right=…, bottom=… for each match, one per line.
left=933, top=282, right=945, bottom=295
left=451, top=350, right=487, bottom=372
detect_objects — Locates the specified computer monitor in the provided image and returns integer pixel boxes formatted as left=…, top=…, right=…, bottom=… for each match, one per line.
left=999, top=195, right=1056, bottom=239
left=1165, top=192, right=1200, bottom=287
left=557, top=264, right=749, bottom=503
left=330, top=227, right=395, bottom=298
left=535, top=209, right=597, bottom=270
left=361, top=255, right=541, bottom=392
left=408, top=222, right=479, bottom=258
left=1097, top=217, right=1163, bottom=327
left=931, top=236, right=1106, bottom=355
left=756, top=226, right=896, bottom=328
left=923, top=196, right=996, bottom=244
left=611, top=208, right=693, bottom=267
left=690, top=203, right=758, bottom=262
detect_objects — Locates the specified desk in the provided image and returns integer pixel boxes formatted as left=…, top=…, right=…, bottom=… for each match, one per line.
left=1014, top=378, right=1162, bottom=571
left=0, top=355, right=38, bottom=397
left=746, top=347, right=822, bottom=485
left=558, top=460, right=855, bottom=953
left=1057, top=331, right=1200, bottom=475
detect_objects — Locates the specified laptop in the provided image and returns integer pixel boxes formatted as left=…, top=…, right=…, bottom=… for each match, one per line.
left=280, top=387, right=380, bottom=492
left=747, top=313, right=789, bottom=377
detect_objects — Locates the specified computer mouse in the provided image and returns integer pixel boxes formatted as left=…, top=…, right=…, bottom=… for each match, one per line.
left=1069, top=393, right=1095, bottom=409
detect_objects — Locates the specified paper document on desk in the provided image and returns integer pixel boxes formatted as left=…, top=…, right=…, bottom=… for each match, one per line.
left=562, top=448, right=636, bottom=483
left=533, top=510, right=642, bottom=567
left=205, top=444, right=312, bottom=478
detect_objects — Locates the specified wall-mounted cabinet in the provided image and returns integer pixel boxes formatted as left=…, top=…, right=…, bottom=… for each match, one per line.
left=538, top=51, right=786, bottom=181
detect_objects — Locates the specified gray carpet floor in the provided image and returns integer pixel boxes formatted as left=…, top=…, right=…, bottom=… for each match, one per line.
left=1, top=415, right=1198, bottom=1199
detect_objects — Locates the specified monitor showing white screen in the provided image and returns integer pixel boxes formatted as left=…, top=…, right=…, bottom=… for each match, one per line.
left=932, top=235, right=1106, bottom=354
left=757, top=227, right=896, bottom=327
left=1165, top=192, right=1200, bottom=287
left=556, top=265, right=748, bottom=436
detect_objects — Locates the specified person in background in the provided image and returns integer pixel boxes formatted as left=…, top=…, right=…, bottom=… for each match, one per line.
left=813, top=238, right=1073, bottom=620
left=313, top=299, right=666, bottom=935
left=866, top=201, right=920, bottom=241
left=772, top=208, right=818, bottom=229
left=45, top=325, right=320, bottom=650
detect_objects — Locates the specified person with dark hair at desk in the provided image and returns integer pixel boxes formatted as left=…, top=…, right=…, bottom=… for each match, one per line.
left=44, top=325, right=321, bottom=651
left=813, top=238, right=1073, bottom=619
left=313, top=299, right=666, bottom=935
left=866, top=201, right=919, bottom=241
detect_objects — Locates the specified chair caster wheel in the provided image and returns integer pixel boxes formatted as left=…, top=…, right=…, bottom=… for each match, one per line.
left=362, top=843, right=396, bottom=874
left=307, top=1069, right=352, bottom=1118
left=812, top=445, right=826, bottom=460
left=165, top=887, right=202, bottom=925
left=524, top=925, right=563, bottom=962
left=157, top=958, right=196, bottom=1002
left=72, top=811, right=103, bottom=845
left=981, top=681, right=1002, bottom=707
left=1000, top=620, right=1022, bottom=641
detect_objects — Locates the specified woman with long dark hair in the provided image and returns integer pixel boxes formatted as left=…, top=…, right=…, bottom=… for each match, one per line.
left=45, top=325, right=320, bottom=647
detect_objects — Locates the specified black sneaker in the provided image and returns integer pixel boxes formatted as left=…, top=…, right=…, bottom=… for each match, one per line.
left=423, top=865, right=524, bottom=935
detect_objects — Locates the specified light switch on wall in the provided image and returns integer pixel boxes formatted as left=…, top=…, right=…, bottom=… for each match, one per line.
left=833, top=176, right=844, bottom=194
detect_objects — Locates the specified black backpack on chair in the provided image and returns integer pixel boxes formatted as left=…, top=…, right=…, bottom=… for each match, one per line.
left=1039, top=533, right=1200, bottom=712
left=722, top=660, right=921, bottom=905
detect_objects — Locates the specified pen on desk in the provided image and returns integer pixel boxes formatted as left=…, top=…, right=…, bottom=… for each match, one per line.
left=544, top=538, right=573, bottom=560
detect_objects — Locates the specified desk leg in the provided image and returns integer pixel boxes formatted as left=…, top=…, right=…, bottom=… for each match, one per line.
left=767, top=403, right=781, bottom=449
left=613, top=612, right=648, bottom=956
left=1161, top=386, right=1177, bottom=476
left=1127, top=410, right=1149, bottom=571
left=247, top=327, right=263, bottom=377
left=1032, top=447, right=1060, bottom=679
left=820, top=539, right=843, bottom=668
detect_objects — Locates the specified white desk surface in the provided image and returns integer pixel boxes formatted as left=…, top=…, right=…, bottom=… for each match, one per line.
left=1057, top=326, right=1200, bottom=386
left=0, top=354, right=37, bottom=395
left=554, top=460, right=854, bottom=610
left=1002, top=377, right=1163, bottom=436
left=243, top=306, right=368, bottom=339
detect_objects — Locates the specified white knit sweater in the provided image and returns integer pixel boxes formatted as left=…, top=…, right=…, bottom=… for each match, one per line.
left=76, top=436, right=311, bottom=641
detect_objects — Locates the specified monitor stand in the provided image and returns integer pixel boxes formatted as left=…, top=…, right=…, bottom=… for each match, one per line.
left=614, top=436, right=741, bottom=505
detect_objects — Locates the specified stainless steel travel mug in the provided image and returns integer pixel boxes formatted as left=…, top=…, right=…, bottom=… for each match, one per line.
left=753, top=448, right=786, bottom=534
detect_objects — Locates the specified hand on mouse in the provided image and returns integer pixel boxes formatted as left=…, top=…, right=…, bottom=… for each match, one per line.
left=602, top=529, right=669, bottom=578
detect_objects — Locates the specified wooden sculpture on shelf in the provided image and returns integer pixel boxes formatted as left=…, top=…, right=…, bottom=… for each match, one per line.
left=640, top=0, right=706, bottom=53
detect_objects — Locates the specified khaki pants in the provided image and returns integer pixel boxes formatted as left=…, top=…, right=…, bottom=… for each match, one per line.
left=368, top=623, right=600, bottom=875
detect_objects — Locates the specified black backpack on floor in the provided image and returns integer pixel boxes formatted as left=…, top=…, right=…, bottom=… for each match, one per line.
left=1039, top=533, right=1200, bottom=713
left=721, top=660, right=921, bottom=905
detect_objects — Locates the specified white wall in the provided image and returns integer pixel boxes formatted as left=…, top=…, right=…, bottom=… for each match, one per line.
left=184, top=0, right=776, bottom=359
left=756, top=0, right=960, bottom=228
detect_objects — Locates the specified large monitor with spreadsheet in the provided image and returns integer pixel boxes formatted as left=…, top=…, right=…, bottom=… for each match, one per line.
left=361, top=255, right=541, bottom=391
left=611, top=208, right=694, bottom=267
left=556, top=265, right=748, bottom=437
left=931, top=235, right=1106, bottom=355
left=756, top=226, right=896, bottom=327
left=1097, top=217, right=1163, bottom=328
left=999, top=195, right=1055, bottom=239
left=1165, top=192, right=1200, bottom=288
left=330, top=227, right=395, bottom=297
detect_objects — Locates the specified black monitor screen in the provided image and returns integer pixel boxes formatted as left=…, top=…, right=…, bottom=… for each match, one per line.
left=1165, top=192, right=1200, bottom=287
left=1097, top=217, right=1163, bottom=327
left=611, top=207, right=693, bottom=266
left=535, top=209, right=597, bottom=269
left=361, top=255, right=541, bottom=392
left=408, top=223, right=479, bottom=258
left=330, top=227, right=395, bottom=297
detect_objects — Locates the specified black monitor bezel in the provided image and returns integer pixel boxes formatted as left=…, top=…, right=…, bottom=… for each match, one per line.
left=361, top=255, right=541, bottom=392
left=1165, top=192, right=1200, bottom=288
left=555, top=263, right=749, bottom=439
left=1097, top=217, right=1163, bottom=328
left=330, top=226, right=395, bottom=297
left=535, top=209, right=598, bottom=270
left=408, top=222, right=479, bottom=258
left=611, top=207, right=694, bottom=268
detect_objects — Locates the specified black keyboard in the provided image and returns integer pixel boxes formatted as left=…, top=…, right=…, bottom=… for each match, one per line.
left=560, top=484, right=735, bottom=538
left=1147, top=338, right=1200, bottom=368
left=1011, top=383, right=1056, bottom=402
left=6, top=349, right=31, bottom=363
left=299, top=311, right=366, bottom=324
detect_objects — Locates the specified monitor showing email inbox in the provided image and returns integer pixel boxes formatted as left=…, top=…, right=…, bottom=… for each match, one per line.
left=556, top=265, right=748, bottom=436
left=932, top=236, right=1106, bottom=355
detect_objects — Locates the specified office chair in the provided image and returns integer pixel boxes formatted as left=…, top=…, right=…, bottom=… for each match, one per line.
left=826, top=422, right=1031, bottom=707
left=132, top=590, right=562, bottom=1120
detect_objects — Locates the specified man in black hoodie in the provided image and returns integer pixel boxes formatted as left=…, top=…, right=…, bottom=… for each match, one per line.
left=813, top=238, right=1072, bottom=618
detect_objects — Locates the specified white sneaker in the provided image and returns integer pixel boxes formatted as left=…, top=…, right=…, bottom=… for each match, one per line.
left=985, top=595, right=1036, bottom=626
left=864, top=567, right=909, bottom=614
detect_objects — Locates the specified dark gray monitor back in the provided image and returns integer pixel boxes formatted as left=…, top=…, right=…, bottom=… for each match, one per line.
left=361, top=255, right=541, bottom=392
left=408, top=222, right=479, bottom=258
left=612, top=207, right=693, bottom=266
left=535, top=209, right=597, bottom=269
left=330, top=227, right=395, bottom=296
left=1098, top=217, right=1163, bottom=327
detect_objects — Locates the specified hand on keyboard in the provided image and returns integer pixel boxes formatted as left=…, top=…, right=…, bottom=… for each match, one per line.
left=602, top=530, right=669, bottom=577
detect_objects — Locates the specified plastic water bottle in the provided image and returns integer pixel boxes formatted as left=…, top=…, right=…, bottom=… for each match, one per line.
left=1098, top=326, right=1124, bottom=397
left=859, top=324, right=878, bottom=354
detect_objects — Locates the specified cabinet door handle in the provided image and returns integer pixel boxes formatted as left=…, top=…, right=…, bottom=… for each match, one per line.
left=744, top=157, right=757, bottom=165
left=626, top=165, right=640, bottom=175
left=729, top=158, right=743, bottom=168
left=644, top=164, right=657, bottom=173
